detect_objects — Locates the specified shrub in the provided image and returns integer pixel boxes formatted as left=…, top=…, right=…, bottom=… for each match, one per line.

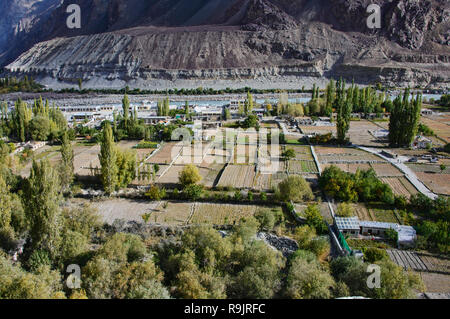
left=179, top=164, right=202, bottom=187
left=277, top=175, right=313, bottom=202
left=183, top=184, right=204, bottom=201
left=385, top=228, right=398, bottom=243
left=363, top=247, right=389, bottom=263
left=146, top=185, right=166, bottom=201
left=336, top=203, right=354, bottom=217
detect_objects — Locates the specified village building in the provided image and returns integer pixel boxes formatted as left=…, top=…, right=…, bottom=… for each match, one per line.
left=412, top=135, right=432, bottom=149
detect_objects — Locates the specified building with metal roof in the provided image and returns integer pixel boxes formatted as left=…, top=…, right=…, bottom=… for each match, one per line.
left=335, top=217, right=361, bottom=237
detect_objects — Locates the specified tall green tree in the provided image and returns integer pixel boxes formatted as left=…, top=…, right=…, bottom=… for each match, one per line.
left=122, top=94, right=130, bottom=130
left=389, top=88, right=422, bottom=147
left=325, top=79, right=335, bottom=117
left=335, top=78, right=352, bottom=144
left=99, top=123, right=118, bottom=195
left=59, top=130, right=74, bottom=191
left=23, top=160, right=62, bottom=258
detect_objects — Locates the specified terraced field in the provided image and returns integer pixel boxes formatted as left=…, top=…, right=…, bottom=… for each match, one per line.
left=253, top=172, right=273, bottom=191
left=370, top=163, right=404, bottom=177
left=217, top=165, right=256, bottom=189
left=288, top=160, right=319, bottom=174
left=415, top=172, right=450, bottom=196
left=381, top=177, right=419, bottom=198
left=316, top=147, right=383, bottom=163
left=287, top=145, right=313, bottom=161
left=321, top=163, right=371, bottom=174
left=146, top=142, right=182, bottom=165
left=352, top=204, right=375, bottom=221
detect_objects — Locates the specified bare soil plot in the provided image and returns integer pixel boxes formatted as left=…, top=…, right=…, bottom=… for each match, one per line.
left=73, top=144, right=101, bottom=176
left=200, top=164, right=224, bottom=188
left=370, top=163, right=403, bottom=177
left=253, top=172, right=272, bottom=191
left=190, top=203, right=259, bottom=225
left=380, top=177, right=419, bottom=198
left=146, top=142, right=181, bottom=165
left=348, top=120, right=388, bottom=146
left=407, top=164, right=450, bottom=174
left=217, top=165, right=256, bottom=189
left=415, top=172, right=450, bottom=196
left=157, top=165, right=184, bottom=184
left=421, top=115, right=450, bottom=143
left=148, top=201, right=193, bottom=225
left=352, top=203, right=375, bottom=221
left=232, top=145, right=258, bottom=164
left=83, top=198, right=161, bottom=225
left=419, top=272, right=450, bottom=293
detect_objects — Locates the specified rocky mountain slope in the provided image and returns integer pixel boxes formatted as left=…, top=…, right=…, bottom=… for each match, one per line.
left=2, top=0, right=449, bottom=89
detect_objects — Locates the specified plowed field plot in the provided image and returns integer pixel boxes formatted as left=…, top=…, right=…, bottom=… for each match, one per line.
left=381, top=177, right=418, bottom=198
left=201, top=164, right=225, bottom=188
left=217, top=165, right=256, bottom=189
left=288, top=160, right=318, bottom=174
left=387, top=250, right=430, bottom=271
left=146, top=142, right=181, bottom=165
left=316, top=147, right=382, bottom=163
left=348, top=120, right=388, bottom=146
left=370, top=163, right=403, bottom=177
left=415, top=172, right=450, bottom=195
left=233, top=145, right=258, bottom=164
left=253, top=172, right=273, bottom=191
left=352, top=203, right=375, bottom=221
left=417, top=253, right=450, bottom=274
left=421, top=116, right=450, bottom=143
left=190, top=203, right=259, bottom=225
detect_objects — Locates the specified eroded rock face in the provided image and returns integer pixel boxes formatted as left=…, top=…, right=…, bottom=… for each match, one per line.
left=2, top=0, right=449, bottom=88
left=385, top=0, right=444, bottom=50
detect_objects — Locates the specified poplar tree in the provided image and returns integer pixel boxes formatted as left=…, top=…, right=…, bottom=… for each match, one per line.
left=184, top=101, right=190, bottom=118
left=325, top=80, right=335, bottom=116
left=99, top=123, right=118, bottom=195
left=163, top=98, right=170, bottom=116
left=246, top=92, right=254, bottom=115
left=335, top=78, right=352, bottom=144
left=389, top=89, right=422, bottom=147
left=122, top=94, right=130, bottom=129
left=23, top=160, right=62, bottom=258
left=59, top=130, right=74, bottom=191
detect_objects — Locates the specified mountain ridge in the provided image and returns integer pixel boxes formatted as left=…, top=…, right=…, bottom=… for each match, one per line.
left=2, top=0, right=449, bottom=89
